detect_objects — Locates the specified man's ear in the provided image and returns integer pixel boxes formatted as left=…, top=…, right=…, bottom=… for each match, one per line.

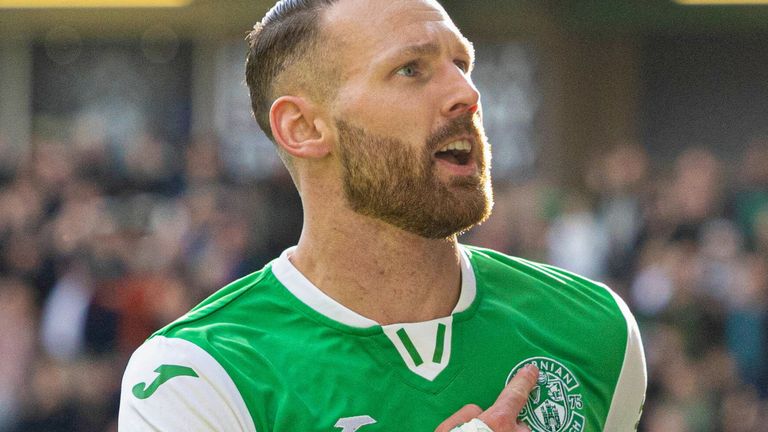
left=269, top=96, right=330, bottom=159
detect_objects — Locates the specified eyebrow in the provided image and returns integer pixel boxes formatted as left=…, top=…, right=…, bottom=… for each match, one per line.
left=394, top=38, right=475, bottom=64
left=399, top=41, right=441, bottom=58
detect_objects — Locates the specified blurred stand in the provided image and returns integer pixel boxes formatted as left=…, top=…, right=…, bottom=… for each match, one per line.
left=2, top=2, right=768, bottom=431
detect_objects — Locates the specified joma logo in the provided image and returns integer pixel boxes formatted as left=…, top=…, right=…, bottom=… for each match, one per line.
left=334, top=415, right=377, bottom=432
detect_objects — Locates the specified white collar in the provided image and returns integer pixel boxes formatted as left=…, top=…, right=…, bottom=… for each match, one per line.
left=271, top=245, right=477, bottom=328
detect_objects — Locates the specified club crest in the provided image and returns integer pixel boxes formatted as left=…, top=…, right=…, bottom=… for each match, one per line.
left=506, top=357, right=586, bottom=432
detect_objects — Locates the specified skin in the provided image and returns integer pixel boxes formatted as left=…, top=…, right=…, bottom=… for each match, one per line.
left=268, top=0, right=536, bottom=428
left=270, top=0, right=486, bottom=324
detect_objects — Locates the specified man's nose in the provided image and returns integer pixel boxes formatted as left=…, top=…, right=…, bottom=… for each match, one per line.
left=440, top=65, right=480, bottom=119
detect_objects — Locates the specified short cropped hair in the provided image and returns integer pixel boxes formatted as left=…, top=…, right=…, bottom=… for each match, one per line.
left=245, top=0, right=340, bottom=143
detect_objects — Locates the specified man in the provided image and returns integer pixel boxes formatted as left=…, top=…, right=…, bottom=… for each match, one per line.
left=119, top=0, right=646, bottom=430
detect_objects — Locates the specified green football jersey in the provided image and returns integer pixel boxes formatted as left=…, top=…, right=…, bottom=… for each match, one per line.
left=119, top=245, right=646, bottom=431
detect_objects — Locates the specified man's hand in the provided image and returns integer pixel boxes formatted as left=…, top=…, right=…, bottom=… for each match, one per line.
left=435, top=364, right=539, bottom=432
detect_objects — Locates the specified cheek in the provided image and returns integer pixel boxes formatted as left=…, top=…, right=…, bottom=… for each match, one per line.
left=335, top=84, right=435, bottom=144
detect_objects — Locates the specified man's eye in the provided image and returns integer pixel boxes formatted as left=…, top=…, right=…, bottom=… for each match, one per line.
left=455, top=60, right=469, bottom=73
left=396, top=63, right=419, bottom=77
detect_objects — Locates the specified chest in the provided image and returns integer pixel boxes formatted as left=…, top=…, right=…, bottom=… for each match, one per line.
left=242, top=310, right=624, bottom=432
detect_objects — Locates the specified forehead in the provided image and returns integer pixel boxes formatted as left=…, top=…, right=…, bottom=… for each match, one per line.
left=326, top=0, right=449, bottom=24
left=322, top=0, right=468, bottom=68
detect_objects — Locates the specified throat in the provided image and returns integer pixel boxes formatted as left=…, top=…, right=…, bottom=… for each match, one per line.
left=290, top=225, right=464, bottom=325
left=370, top=285, right=461, bottom=325
left=308, top=258, right=462, bottom=325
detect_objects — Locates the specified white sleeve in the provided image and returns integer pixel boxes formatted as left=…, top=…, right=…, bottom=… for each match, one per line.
left=118, top=336, right=257, bottom=432
left=603, top=290, right=647, bottom=432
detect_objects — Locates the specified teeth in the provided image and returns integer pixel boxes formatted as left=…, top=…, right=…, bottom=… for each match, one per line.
left=438, top=140, right=471, bottom=153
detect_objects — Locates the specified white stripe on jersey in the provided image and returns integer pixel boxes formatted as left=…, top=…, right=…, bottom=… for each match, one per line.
left=602, top=286, right=647, bottom=431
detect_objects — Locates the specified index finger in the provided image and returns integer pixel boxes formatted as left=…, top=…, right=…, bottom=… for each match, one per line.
left=478, top=364, right=539, bottom=431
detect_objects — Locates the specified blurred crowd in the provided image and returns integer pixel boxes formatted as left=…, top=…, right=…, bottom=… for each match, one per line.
left=0, top=131, right=302, bottom=432
left=0, top=129, right=767, bottom=431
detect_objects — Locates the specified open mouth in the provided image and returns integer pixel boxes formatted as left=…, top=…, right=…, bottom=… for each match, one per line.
left=434, top=139, right=472, bottom=166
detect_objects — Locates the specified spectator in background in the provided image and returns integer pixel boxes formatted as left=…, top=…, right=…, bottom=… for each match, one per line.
left=587, top=142, right=649, bottom=283
left=732, top=138, right=768, bottom=249
left=546, top=191, right=609, bottom=280
left=669, top=147, right=725, bottom=238
left=0, top=278, right=37, bottom=432
left=724, top=252, right=768, bottom=397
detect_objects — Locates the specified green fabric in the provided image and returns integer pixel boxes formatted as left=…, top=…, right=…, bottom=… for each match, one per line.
left=152, top=246, right=628, bottom=431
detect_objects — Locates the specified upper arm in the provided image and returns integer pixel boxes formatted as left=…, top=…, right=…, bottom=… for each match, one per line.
left=119, top=336, right=257, bottom=432
left=602, top=290, right=647, bottom=431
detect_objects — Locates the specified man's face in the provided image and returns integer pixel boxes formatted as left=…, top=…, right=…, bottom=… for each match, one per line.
left=323, top=0, right=493, bottom=238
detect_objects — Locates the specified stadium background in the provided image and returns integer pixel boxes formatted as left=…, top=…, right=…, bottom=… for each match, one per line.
left=1, top=0, right=768, bottom=430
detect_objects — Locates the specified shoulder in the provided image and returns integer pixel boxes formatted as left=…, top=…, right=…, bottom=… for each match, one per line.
left=119, top=336, right=257, bottom=431
left=463, top=244, right=644, bottom=367
left=464, top=244, right=641, bottom=335
left=119, top=264, right=287, bottom=431
left=463, top=244, right=622, bottom=308
left=155, top=264, right=281, bottom=342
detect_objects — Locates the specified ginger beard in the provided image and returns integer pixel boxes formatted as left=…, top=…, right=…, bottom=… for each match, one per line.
left=335, top=114, right=493, bottom=239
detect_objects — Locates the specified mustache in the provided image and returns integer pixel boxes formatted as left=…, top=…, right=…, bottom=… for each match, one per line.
left=426, top=113, right=480, bottom=153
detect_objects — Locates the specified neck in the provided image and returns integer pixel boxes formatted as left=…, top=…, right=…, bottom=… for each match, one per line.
left=289, top=207, right=463, bottom=325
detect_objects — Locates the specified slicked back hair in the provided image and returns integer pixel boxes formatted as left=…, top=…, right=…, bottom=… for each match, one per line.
left=245, top=0, right=340, bottom=143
